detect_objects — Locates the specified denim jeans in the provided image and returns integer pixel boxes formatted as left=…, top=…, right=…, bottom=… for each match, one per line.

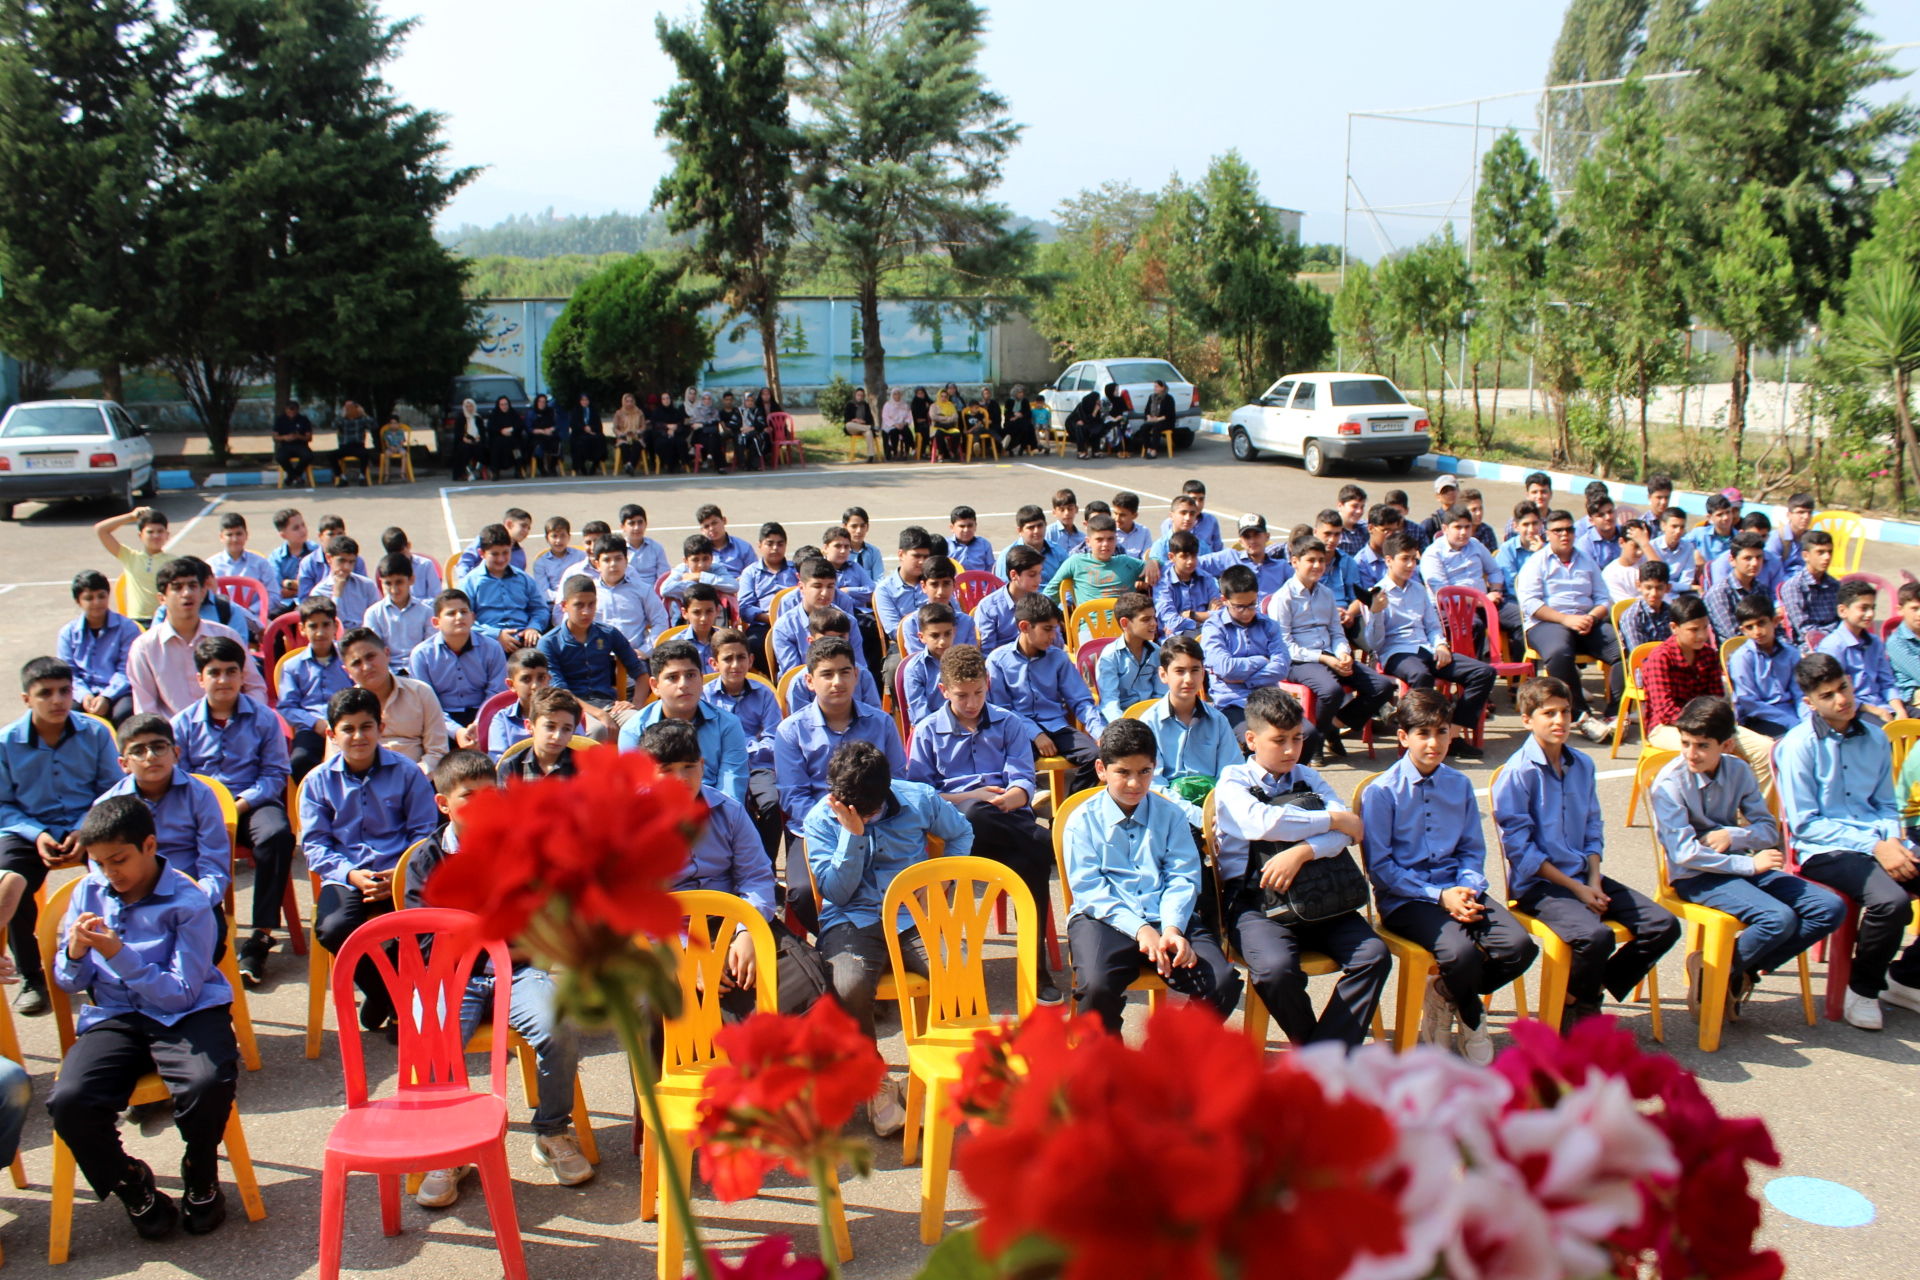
left=1671, top=869, right=1847, bottom=976
left=0, top=1055, right=28, bottom=1165
left=459, top=966, right=579, bottom=1135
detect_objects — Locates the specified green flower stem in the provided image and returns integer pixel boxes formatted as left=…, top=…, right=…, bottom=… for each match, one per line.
left=810, top=1156, right=842, bottom=1280
left=611, top=998, right=716, bottom=1280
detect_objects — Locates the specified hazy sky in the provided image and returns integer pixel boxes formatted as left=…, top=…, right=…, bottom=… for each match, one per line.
left=386, top=0, right=1920, bottom=256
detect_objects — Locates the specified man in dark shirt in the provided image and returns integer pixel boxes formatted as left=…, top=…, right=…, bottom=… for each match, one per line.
left=273, top=401, right=315, bottom=485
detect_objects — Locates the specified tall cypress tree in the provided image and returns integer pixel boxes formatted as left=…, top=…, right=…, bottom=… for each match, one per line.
left=0, top=0, right=181, bottom=400
left=655, top=0, right=798, bottom=402
left=1471, top=131, right=1555, bottom=439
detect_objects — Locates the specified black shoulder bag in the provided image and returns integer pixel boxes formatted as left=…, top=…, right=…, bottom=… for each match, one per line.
left=1244, top=782, right=1371, bottom=926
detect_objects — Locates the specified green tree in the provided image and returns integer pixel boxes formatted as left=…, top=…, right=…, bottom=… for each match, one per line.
left=1701, top=184, right=1800, bottom=474
left=655, top=0, right=798, bottom=402
left=1471, top=131, right=1555, bottom=441
left=1556, top=81, right=1694, bottom=478
left=0, top=0, right=181, bottom=400
left=1541, top=0, right=1695, bottom=187
left=789, top=0, right=1031, bottom=405
left=1834, top=264, right=1920, bottom=506
left=1846, top=136, right=1920, bottom=281
left=1382, top=229, right=1473, bottom=444
left=1332, top=260, right=1386, bottom=375
left=542, top=254, right=713, bottom=410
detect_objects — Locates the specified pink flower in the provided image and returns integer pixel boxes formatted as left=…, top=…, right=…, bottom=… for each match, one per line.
left=705, top=1236, right=827, bottom=1280
left=1443, top=1171, right=1563, bottom=1280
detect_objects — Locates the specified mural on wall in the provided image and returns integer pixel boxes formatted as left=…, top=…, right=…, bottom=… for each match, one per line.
left=465, top=300, right=567, bottom=393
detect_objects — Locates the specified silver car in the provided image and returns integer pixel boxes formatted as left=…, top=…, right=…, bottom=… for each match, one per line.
left=0, top=399, right=158, bottom=519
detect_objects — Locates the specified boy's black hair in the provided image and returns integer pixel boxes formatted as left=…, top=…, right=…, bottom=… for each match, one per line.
left=1084, top=513, right=1117, bottom=534
left=1730, top=531, right=1767, bottom=556
left=1660, top=506, right=1688, bottom=525
left=638, top=718, right=702, bottom=766
left=1382, top=531, right=1421, bottom=559
left=476, top=523, right=512, bottom=551
left=1837, top=578, right=1877, bottom=610
left=804, top=635, right=857, bottom=673
left=924, top=556, right=957, bottom=582
left=1900, top=581, right=1920, bottom=608
left=433, top=749, right=497, bottom=794
left=1158, top=634, right=1204, bottom=669
left=154, top=558, right=205, bottom=594
left=1461, top=487, right=1483, bottom=504
left=840, top=505, right=869, bottom=525
left=593, top=534, right=628, bottom=560
left=544, top=515, right=571, bottom=535
left=1637, top=559, right=1671, bottom=584
left=1013, top=593, right=1060, bottom=626
left=711, top=625, right=750, bottom=654
left=503, top=507, right=532, bottom=525
left=1794, top=651, right=1847, bottom=694
left=827, top=740, right=892, bottom=813
left=1705, top=493, right=1733, bottom=514
left=377, top=552, right=412, bottom=580
left=1004, top=545, right=1044, bottom=576
left=1291, top=536, right=1328, bottom=561
left=134, top=508, right=169, bottom=529
left=682, top=533, right=714, bottom=558
left=1337, top=483, right=1367, bottom=505
left=912, top=600, right=954, bottom=634
left=77, top=793, right=155, bottom=850
left=1084, top=501, right=1111, bottom=519
left=684, top=581, right=722, bottom=607
left=507, top=646, right=549, bottom=674
left=798, top=557, right=836, bottom=583
left=1168, top=530, right=1200, bottom=555
left=1514, top=675, right=1571, bottom=718
left=651, top=639, right=704, bottom=674
left=1097, top=718, right=1156, bottom=765
left=432, top=588, right=473, bottom=616
left=897, top=526, right=934, bottom=553
left=271, top=507, right=302, bottom=533
left=1583, top=480, right=1610, bottom=500
left=822, top=525, right=853, bottom=545
left=808, top=606, right=852, bottom=636
left=1675, top=695, right=1736, bottom=741
left=1511, top=500, right=1539, bottom=521
left=950, top=505, right=977, bottom=523
left=1787, top=491, right=1816, bottom=512
left=581, top=520, right=610, bottom=542
left=1243, top=686, right=1303, bottom=734
left=1372, top=503, right=1404, bottom=527
left=381, top=527, right=409, bottom=554
left=791, top=544, right=822, bottom=565
left=1181, top=478, right=1207, bottom=496
left=1646, top=474, right=1673, bottom=496
left=1734, top=595, right=1776, bottom=625
left=218, top=511, right=247, bottom=532
left=1217, top=565, right=1258, bottom=596
left=562, top=573, right=597, bottom=599
left=1622, top=518, right=1651, bottom=539
left=192, top=635, right=247, bottom=672
left=21, top=656, right=72, bottom=691
left=1739, top=512, right=1771, bottom=533
left=1586, top=493, right=1614, bottom=516
left=1014, top=503, right=1046, bottom=528
left=1444, top=502, right=1474, bottom=525
left=317, top=513, right=347, bottom=535
left=71, top=570, right=110, bottom=600
left=1052, top=488, right=1078, bottom=508
left=1114, top=590, right=1152, bottom=622
left=1523, top=471, right=1551, bottom=489
left=117, top=712, right=174, bottom=750
left=297, top=596, right=338, bottom=623
left=1111, top=491, right=1140, bottom=513
left=1393, top=688, right=1453, bottom=731
left=694, top=503, right=724, bottom=524
left=338, top=626, right=383, bottom=656
left=1383, top=489, right=1410, bottom=509
left=529, top=687, right=581, bottom=729
left=1314, top=507, right=1343, bottom=530
left=618, top=503, right=648, bottom=524
left=1800, top=529, right=1834, bottom=551
left=1543, top=509, right=1574, bottom=527
left=758, top=521, right=786, bottom=541
left=1669, top=594, right=1709, bottom=625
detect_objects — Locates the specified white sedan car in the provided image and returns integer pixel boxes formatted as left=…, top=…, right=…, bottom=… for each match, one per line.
left=1227, top=373, right=1429, bottom=476
left=0, top=399, right=158, bottom=519
left=1040, top=357, right=1203, bottom=449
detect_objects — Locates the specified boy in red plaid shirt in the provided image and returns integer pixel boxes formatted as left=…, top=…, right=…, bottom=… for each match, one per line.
left=1640, top=594, right=1776, bottom=796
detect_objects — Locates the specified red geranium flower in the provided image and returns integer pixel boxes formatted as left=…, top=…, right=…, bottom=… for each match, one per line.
left=695, top=1000, right=888, bottom=1201
left=705, top=1235, right=827, bottom=1280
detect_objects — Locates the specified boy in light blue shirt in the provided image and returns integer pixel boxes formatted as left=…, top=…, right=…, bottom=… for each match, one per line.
left=59, top=570, right=140, bottom=724
left=208, top=512, right=275, bottom=597
left=458, top=524, right=547, bottom=652
left=994, top=505, right=1066, bottom=584
left=619, top=641, right=748, bottom=801
left=529, top=516, right=586, bottom=601
left=1199, top=513, right=1289, bottom=598
left=1153, top=531, right=1218, bottom=638
left=1200, top=564, right=1290, bottom=734
left=1269, top=537, right=1392, bottom=763
left=1138, top=637, right=1238, bottom=820
left=1728, top=598, right=1801, bottom=737
left=100, top=715, right=230, bottom=908
left=307, top=535, right=380, bottom=628
left=704, top=629, right=784, bottom=862
left=365, top=553, right=434, bottom=673
left=1094, top=592, right=1166, bottom=724
left=984, top=595, right=1102, bottom=793
left=946, top=505, right=996, bottom=573
left=590, top=534, right=670, bottom=657
left=1156, top=479, right=1222, bottom=553
left=1816, top=580, right=1906, bottom=723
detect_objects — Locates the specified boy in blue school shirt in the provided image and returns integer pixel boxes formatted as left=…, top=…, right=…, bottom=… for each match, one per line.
left=1422, top=503, right=1520, bottom=642
left=736, top=521, right=797, bottom=649
left=530, top=516, right=587, bottom=602
left=803, top=739, right=969, bottom=1135
left=1705, top=533, right=1774, bottom=645
left=1775, top=654, right=1920, bottom=1030
left=1778, top=530, right=1839, bottom=641
left=994, top=505, right=1066, bottom=584
left=1728, top=598, right=1802, bottom=737
left=378, top=526, right=443, bottom=603
left=458, top=524, right=547, bottom=654
left=1062, top=719, right=1239, bottom=1033
left=267, top=507, right=317, bottom=616
left=641, top=722, right=824, bottom=1018
left=1095, top=592, right=1166, bottom=724
left=901, top=562, right=978, bottom=653
left=1214, top=688, right=1387, bottom=1047
left=896, top=608, right=956, bottom=728
left=1817, top=580, right=1907, bottom=723
left=295, top=514, right=362, bottom=600
left=786, top=609, right=885, bottom=713
left=1138, top=638, right=1238, bottom=819
left=1112, top=492, right=1153, bottom=560
left=1368, top=531, right=1495, bottom=755
left=207, top=512, right=276, bottom=599
left=618, top=641, right=748, bottom=801
left=946, top=505, right=996, bottom=573
left=905, top=645, right=1060, bottom=1003
left=485, top=649, right=548, bottom=760
left=1494, top=502, right=1545, bottom=595
left=1686, top=494, right=1738, bottom=578
left=1492, top=676, right=1678, bottom=1029
left=1157, top=479, right=1222, bottom=553
left=874, top=526, right=934, bottom=640
left=1618, top=560, right=1674, bottom=652
left=1888, top=581, right=1920, bottom=706
left=1270, top=537, right=1393, bottom=763
left=1045, top=489, right=1085, bottom=559
left=60, top=570, right=140, bottom=724
left=1770, top=494, right=1816, bottom=573
left=1154, top=531, right=1219, bottom=639
left=1704, top=514, right=1787, bottom=594
left=48, top=796, right=238, bottom=1240
left=100, top=715, right=229, bottom=910
left=840, top=507, right=885, bottom=581
left=0, top=656, right=125, bottom=1013
left=705, top=629, right=784, bottom=862
left=772, top=561, right=865, bottom=674
left=402, top=750, right=593, bottom=1205
left=454, top=508, right=532, bottom=577
left=1361, top=690, right=1538, bottom=1065
left=618, top=505, right=672, bottom=588
left=660, top=535, right=740, bottom=622
left=1199, top=513, right=1289, bottom=599
left=695, top=504, right=757, bottom=578
left=1518, top=508, right=1622, bottom=739
left=1651, top=696, right=1844, bottom=1022
left=539, top=575, right=646, bottom=742
left=172, top=637, right=293, bottom=986
left=986, top=594, right=1103, bottom=793
left=976, top=546, right=1052, bottom=654
left=591, top=534, right=670, bottom=658
left=300, top=687, right=440, bottom=1033
left=1148, top=496, right=1203, bottom=569
left=821, top=527, right=876, bottom=610
left=1201, top=564, right=1290, bottom=735
left=279, top=598, right=352, bottom=779
left=775, top=639, right=906, bottom=880
left=365, top=554, right=434, bottom=674
left=410, top=589, right=510, bottom=748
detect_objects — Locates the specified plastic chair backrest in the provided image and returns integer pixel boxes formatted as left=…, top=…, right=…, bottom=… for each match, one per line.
left=1609, top=596, right=1633, bottom=634
left=1066, top=596, right=1120, bottom=652
left=111, top=574, right=129, bottom=615
left=1433, top=585, right=1483, bottom=657
left=1881, top=717, right=1920, bottom=778
left=1047, top=787, right=1104, bottom=914
left=331, top=907, right=511, bottom=1108
left=1719, top=634, right=1747, bottom=678
left=1636, top=749, right=1682, bottom=893
left=1348, top=772, right=1387, bottom=913
left=262, top=609, right=305, bottom=670
left=954, top=571, right=1003, bottom=613
left=892, top=658, right=913, bottom=745
left=887, top=856, right=1038, bottom=1036
left=191, top=773, right=239, bottom=847
left=1121, top=697, right=1162, bottom=721
left=444, top=553, right=465, bottom=590
left=268, top=647, right=309, bottom=708
left=661, top=891, right=778, bottom=1077
left=36, top=878, right=87, bottom=1052
left=474, top=689, right=518, bottom=753
left=657, top=623, right=690, bottom=648
left=1626, top=640, right=1663, bottom=691
left=496, top=736, right=596, bottom=769
left=1811, top=511, right=1864, bottom=573
left=390, top=837, right=431, bottom=911
left=769, top=412, right=796, bottom=442
left=777, top=667, right=804, bottom=710
left=217, top=577, right=271, bottom=629
left=1881, top=616, right=1902, bottom=641
left=767, top=586, right=797, bottom=627
left=1076, top=637, right=1113, bottom=695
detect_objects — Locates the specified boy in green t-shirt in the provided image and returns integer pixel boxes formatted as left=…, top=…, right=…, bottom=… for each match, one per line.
left=1045, top=513, right=1147, bottom=606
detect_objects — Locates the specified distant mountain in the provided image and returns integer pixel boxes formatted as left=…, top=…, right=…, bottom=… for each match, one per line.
left=439, top=209, right=693, bottom=258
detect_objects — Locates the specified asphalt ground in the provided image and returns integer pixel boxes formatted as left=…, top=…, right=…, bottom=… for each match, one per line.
left=0, top=439, right=1914, bottom=1277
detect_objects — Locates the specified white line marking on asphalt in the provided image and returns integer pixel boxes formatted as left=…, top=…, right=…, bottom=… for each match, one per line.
left=1018, top=461, right=1175, bottom=505
left=164, top=496, right=225, bottom=550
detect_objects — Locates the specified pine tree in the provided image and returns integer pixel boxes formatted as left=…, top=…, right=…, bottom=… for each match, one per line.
left=1847, top=137, right=1920, bottom=281
left=1472, top=132, right=1555, bottom=441
left=0, top=0, right=181, bottom=400
left=1834, top=264, right=1920, bottom=506
left=542, top=255, right=713, bottom=408
left=1332, top=260, right=1385, bottom=376
left=1540, top=0, right=1695, bottom=187
left=654, top=0, right=798, bottom=402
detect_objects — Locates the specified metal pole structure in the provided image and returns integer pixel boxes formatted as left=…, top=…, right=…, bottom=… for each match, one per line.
left=1459, top=98, right=1481, bottom=428
left=1339, top=113, right=1353, bottom=370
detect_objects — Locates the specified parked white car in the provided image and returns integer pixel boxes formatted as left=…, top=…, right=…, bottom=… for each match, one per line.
left=0, top=399, right=157, bottom=519
left=1040, top=357, right=1202, bottom=449
left=1227, top=373, right=1429, bottom=476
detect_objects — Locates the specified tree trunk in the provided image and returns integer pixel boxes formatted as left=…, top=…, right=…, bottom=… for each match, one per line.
left=1490, top=346, right=1505, bottom=443
left=1895, top=367, right=1920, bottom=513
left=859, top=280, right=884, bottom=408
left=273, top=352, right=291, bottom=418
left=1471, top=359, right=1484, bottom=447
left=1728, top=340, right=1749, bottom=478
left=1637, top=363, right=1651, bottom=482
left=99, top=361, right=124, bottom=405
left=756, top=306, right=782, bottom=406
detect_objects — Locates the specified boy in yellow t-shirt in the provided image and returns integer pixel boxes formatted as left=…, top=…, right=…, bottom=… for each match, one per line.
left=94, top=507, right=177, bottom=624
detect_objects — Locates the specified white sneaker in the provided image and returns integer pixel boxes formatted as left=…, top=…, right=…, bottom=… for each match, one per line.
left=1843, top=989, right=1884, bottom=1031
left=414, top=1165, right=471, bottom=1208
left=1419, top=973, right=1454, bottom=1046
left=1580, top=715, right=1612, bottom=743
left=1453, top=1019, right=1496, bottom=1066
left=869, top=1077, right=906, bottom=1138
left=1685, top=951, right=1702, bottom=1017
left=532, top=1132, right=594, bottom=1187
left=1882, top=978, right=1920, bottom=1016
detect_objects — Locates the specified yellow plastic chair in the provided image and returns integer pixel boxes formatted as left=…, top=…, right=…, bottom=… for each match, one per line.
left=1051, top=788, right=1165, bottom=1007
left=110, top=575, right=129, bottom=616
left=495, top=735, right=597, bottom=771
left=288, top=778, right=338, bottom=1059
left=703, top=669, right=785, bottom=714
left=776, top=667, right=805, bottom=714
left=1065, top=596, right=1120, bottom=654
left=37, top=877, right=268, bottom=1264
left=656, top=623, right=690, bottom=649
left=1485, top=767, right=1661, bottom=1040
left=640, top=891, right=853, bottom=1279
left=766, top=586, right=798, bottom=629
left=1350, top=774, right=1450, bottom=1051
left=189, top=773, right=264, bottom=1071
left=1882, top=717, right=1920, bottom=778
left=1635, top=750, right=1815, bottom=1051
left=885, top=857, right=1037, bottom=1244
left=1719, top=634, right=1747, bottom=682
left=1121, top=697, right=1163, bottom=720
left=1610, top=641, right=1664, bottom=760
left=388, top=841, right=600, bottom=1189
left=375, top=424, right=415, bottom=484
left=1810, top=510, right=1865, bottom=573
left=443, top=553, right=464, bottom=590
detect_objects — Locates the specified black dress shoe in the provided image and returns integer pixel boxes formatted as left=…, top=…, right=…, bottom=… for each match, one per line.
left=116, top=1160, right=178, bottom=1240
left=181, top=1158, right=227, bottom=1236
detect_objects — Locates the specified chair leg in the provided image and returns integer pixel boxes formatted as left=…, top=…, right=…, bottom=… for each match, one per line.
left=571, top=1077, right=599, bottom=1164
left=284, top=879, right=309, bottom=956
left=48, top=1134, right=75, bottom=1265
left=1797, top=950, right=1817, bottom=1024
left=638, top=1118, right=659, bottom=1221
left=1624, top=778, right=1643, bottom=828
left=9, top=1152, right=24, bottom=1189
left=318, top=1153, right=348, bottom=1280
left=377, top=1172, right=402, bottom=1237
left=1393, top=958, right=1429, bottom=1051
left=1536, top=938, right=1570, bottom=1031
left=1824, top=911, right=1859, bottom=1022
left=475, top=1144, right=530, bottom=1280
left=306, top=944, right=330, bottom=1059
left=1370, top=1002, right=1388, bottom=1042
left=1697, top=928, right=1737, bottom=1053
left=1644, top=962, right=1663, bottom=1043
left=1243, top=989, right=1270, bottom=1053
left=918, top=1078, right=957, bottom=1245
left=1609, top=703, right=1629, bottom=758
left=223, top=952, right=263, bottom=1071
left=1044, top=901, right=1062, bottom=973
left=902, top=1070, right=925, bottom=1165
left=1511, top=973, right=1530, bottom=1021
left=219, top=1103, right=268, bottom=1222
left=653, top=1129, right=694, bottom=1280
left=514, top=1037, right=538, bottom=1109
left=825, top=1164, right=854, bottom=1262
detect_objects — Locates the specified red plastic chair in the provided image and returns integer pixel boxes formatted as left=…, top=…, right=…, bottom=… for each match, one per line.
left=261, top=611, right=305, bottom=702
left=318, top=909, right=526, bottom=1280
left=475, top=689, right=518, bottom=754
left=1435, top=584, right=1533, bottom=686
left=768, top=412, right=806, bottom=468
left=893, top=658, right=915, bottom=747
left=1076, top=636, right=1114, bottom=701
left=954, top=570, right=1003, bottom=613
left=1881, top=616, right=1902, bottom=641
left=218, top=576, right=271, bottom=633
left=1843, top=572, right=1896, bottom=614
left=1781, top=826, right=1860, bottom=1023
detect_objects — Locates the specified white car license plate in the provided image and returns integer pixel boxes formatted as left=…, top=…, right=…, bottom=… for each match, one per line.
left=24, top=454, right=76, bottom=469
left=1370, top=420, right=1404, bottom=433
